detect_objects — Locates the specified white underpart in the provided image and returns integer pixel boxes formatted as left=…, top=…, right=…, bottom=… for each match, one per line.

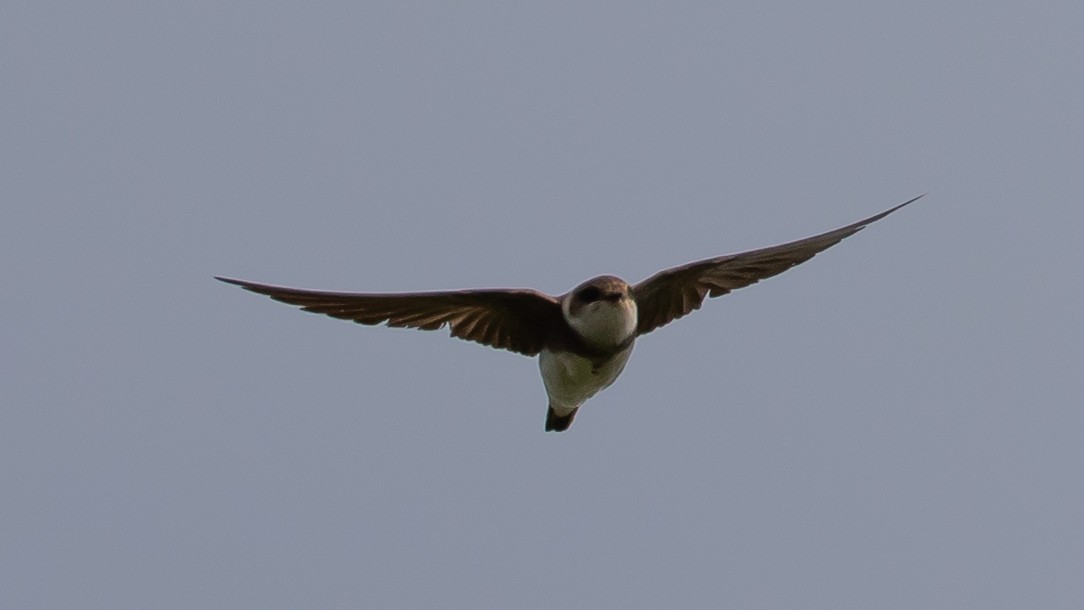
left=542, top=297, right=639, bottom=414
left=562, top=296, right=638, bottom=347
left=539, top=347, right=633, bottom=415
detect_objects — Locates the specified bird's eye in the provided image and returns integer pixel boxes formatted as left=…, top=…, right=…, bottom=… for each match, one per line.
left=578, top=286, right=601, bottom=302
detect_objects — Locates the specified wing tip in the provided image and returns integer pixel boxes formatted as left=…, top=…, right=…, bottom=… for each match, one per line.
left=866, top=193, right=926, bottom=224
left=214, top=276, right=288, bottom=298
left=829, top=193, right=926, bottom=241
left=214, top=275, right=245, bottom=287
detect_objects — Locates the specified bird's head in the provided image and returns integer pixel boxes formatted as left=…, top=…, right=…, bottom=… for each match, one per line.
left=562, top=275, right=638, bottom=347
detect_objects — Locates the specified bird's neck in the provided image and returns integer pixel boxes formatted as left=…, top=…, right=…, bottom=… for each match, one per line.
left=564, top=298, right=638, bottom=349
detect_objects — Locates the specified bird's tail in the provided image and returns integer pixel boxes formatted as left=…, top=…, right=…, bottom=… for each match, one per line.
left=545, top=405, right=578, bottom=432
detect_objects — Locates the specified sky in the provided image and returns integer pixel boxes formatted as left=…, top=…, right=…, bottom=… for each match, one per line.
left=3, top=1, right=1083, bottom=608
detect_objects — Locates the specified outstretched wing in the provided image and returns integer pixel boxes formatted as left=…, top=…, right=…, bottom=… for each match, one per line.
left=216, top=277, right=563, bottom=356
left=633, top=195, right=922, bottom=336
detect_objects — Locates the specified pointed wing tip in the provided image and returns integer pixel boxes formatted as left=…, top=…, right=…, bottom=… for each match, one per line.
left=215, top=276, right=282, bottom=296
left=215, top=276, right=265, bottom=292
left=843, top=193, right=926, bottom=238
left=882, top=192, right=926, bottom=217
left=895, top=192, right=927, bottom=209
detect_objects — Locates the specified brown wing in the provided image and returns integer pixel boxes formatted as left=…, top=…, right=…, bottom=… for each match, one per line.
left=633, top=195, right=923, bottom=336
left=216, top=277, right=563, bottom=356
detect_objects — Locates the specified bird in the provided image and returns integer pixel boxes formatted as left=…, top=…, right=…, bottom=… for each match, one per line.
left=217, top=195, right=922, bottom=432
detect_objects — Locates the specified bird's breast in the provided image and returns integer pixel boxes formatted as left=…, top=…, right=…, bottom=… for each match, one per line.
left=539, top=346, right=633, bottom=410
left=565, top=298, right=638, bottom=348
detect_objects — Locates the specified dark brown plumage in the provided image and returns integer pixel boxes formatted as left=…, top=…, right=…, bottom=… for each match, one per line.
left=218, top=195, right=922, bottom=431
left=214, top=279, right=563, bottom=356
left=631, top=195, right=921, bottom=335
left=545, top=406, right=578, bottom=432
left=217, top=195, right=920, bottom=352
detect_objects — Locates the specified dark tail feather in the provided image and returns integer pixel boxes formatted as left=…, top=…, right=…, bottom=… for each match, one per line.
left=545, top=406, right=578, bottom=432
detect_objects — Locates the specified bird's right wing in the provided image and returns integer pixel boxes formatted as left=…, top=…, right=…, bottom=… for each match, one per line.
left=216, top=277, right=563, bottom=356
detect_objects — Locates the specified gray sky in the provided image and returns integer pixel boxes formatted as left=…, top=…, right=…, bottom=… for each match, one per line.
left=3, top=2, right=1083, bottom=608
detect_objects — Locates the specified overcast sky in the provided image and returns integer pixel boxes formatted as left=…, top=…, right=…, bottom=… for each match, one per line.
left=3, top=2, right=1083, bottom=608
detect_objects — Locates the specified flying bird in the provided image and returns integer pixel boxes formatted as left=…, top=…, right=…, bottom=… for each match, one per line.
left=218, top=195, right=921, bottom=431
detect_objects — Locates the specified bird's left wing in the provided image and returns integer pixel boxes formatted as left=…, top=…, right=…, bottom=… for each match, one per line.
left=632, top=195, right=922, bottom=336
left=216, top=277, right=562, bottom=356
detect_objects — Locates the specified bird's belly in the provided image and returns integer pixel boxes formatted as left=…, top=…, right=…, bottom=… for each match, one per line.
left=539, top=348, right=632, bottom=411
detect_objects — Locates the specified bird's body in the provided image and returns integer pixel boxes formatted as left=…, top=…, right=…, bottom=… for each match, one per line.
left=218, top=195, right=922, bottom=431
left=540, top=275, right=638, bottom=430
left=540, top=346, right=633, bottom=431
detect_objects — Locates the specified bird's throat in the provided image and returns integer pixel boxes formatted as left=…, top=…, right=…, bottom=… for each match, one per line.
left=565, top=298, right=638, bottom=348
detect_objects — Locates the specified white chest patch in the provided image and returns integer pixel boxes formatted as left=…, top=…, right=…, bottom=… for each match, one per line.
left=564, top=298, right=638, bottom=348
left=539, top=347, right=633, bottom=413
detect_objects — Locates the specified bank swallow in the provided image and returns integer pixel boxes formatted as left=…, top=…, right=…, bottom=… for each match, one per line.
left=218, top=195, right=921, bottom=431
